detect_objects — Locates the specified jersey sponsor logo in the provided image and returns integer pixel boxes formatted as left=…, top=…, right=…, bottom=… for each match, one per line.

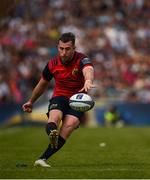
left=72, top=68, right=79, bottom=76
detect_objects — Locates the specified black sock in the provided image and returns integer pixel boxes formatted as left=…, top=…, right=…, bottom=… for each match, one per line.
left=45, top=122, right=57, bottom=135
left=39, top=136, right=66, bottom=160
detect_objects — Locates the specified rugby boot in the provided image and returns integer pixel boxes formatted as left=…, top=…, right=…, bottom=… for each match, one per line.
left=49, top=129, right=58, bottom=149
left=34, top=159, right=51, bottom=167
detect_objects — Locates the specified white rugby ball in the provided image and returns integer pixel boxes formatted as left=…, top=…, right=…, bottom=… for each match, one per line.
left=69, top=93, right=95, bottom=112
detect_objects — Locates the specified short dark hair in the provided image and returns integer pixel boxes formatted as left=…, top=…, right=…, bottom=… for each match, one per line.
left=59, top=32, right=75, bottom=45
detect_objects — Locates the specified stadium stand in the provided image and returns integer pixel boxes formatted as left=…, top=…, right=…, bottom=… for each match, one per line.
left=0, top=0, right=150, bottom=105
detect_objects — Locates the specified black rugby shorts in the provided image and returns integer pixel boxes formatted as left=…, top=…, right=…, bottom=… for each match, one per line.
left=47, top=96, right=84, bottom=120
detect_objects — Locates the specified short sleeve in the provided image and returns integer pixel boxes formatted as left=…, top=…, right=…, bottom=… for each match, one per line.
left=80, top=57, right=93, bottom=69
left=42, top=63, right=53, bottom=81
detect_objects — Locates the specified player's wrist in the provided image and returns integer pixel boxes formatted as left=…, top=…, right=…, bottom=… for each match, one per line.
left=28, top=99, right=34, bottom=104
left=85, top=79, right=92, bottom=83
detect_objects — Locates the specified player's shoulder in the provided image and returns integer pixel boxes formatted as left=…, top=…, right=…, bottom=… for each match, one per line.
left=75, top=51, right=93, bottom=67
left=75, top=51, right=87, bottom=60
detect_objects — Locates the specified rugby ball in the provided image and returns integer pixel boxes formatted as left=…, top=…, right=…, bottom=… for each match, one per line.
left=69, top=93, right=95, bottom=112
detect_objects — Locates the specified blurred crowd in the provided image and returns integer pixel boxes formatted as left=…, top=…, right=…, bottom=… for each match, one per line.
left=0, top=0, right=150, bottom=104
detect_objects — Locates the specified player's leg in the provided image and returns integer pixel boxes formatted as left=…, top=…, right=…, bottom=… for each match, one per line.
left=59, top=115, right=80, bottom=139
left=38, top=110, right=83, bottom=162
left=34, top=109, right=63, bottom=167
left=35, top=114, right=80, bottom=166
left=34, top=96, right=68, bottom=167
left=46, top=109, right=62, bottom=148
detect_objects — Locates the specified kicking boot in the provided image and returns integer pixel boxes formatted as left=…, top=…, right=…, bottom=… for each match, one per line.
left=49, top=129, right=58, bottom=149
left=34, top=159, right=51, bottom=167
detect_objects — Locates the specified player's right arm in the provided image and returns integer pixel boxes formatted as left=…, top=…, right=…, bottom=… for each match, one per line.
left=22, top=78, right=49, bottom=113
left=22, top=62, right=53, bottom=113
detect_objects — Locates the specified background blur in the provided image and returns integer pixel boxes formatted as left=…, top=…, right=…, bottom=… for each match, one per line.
left=0, top=0, right=150, bottom=127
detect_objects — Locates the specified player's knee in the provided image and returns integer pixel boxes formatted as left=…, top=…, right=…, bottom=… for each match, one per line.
left=65, top=121, right=79, bottom=130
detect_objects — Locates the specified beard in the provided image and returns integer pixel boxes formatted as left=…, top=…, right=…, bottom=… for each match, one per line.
left=61, top=57, right=72, bottom=65
left=60, top=51, right=75, bottom=65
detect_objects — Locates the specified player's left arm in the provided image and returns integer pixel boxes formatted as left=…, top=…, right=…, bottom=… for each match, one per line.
left=79, top=65, right=96, bottom=92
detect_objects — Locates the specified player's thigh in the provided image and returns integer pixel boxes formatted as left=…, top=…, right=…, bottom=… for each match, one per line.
left=60, top=115, right=80, bottom=139
left=47, top=96, right=69, bottom=124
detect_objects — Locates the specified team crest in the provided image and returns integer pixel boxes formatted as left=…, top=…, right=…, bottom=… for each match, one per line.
left=72, top=68, right=79, bottom=76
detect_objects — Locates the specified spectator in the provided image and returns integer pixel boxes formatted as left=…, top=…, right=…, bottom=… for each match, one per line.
left=104, top=105, right=124, bottom=127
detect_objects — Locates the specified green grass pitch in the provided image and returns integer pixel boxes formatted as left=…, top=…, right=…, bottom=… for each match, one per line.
left=0, top=126, right=150, bottom=179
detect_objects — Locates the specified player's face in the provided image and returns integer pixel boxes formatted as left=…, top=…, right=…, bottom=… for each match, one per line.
left=58, top=40, right=75, bottom=64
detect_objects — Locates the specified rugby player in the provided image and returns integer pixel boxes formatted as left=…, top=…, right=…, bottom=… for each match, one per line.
left=22, top=32, right=95, bottom=167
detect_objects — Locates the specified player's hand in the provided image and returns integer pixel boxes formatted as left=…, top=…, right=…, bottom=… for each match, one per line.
left=22, top=101, right=33, bottom=113
left=79, top=80, right=97, bottom=92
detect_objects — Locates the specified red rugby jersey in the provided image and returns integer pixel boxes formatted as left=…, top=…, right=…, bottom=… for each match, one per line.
left=42, top=51, right=93, bottom=98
